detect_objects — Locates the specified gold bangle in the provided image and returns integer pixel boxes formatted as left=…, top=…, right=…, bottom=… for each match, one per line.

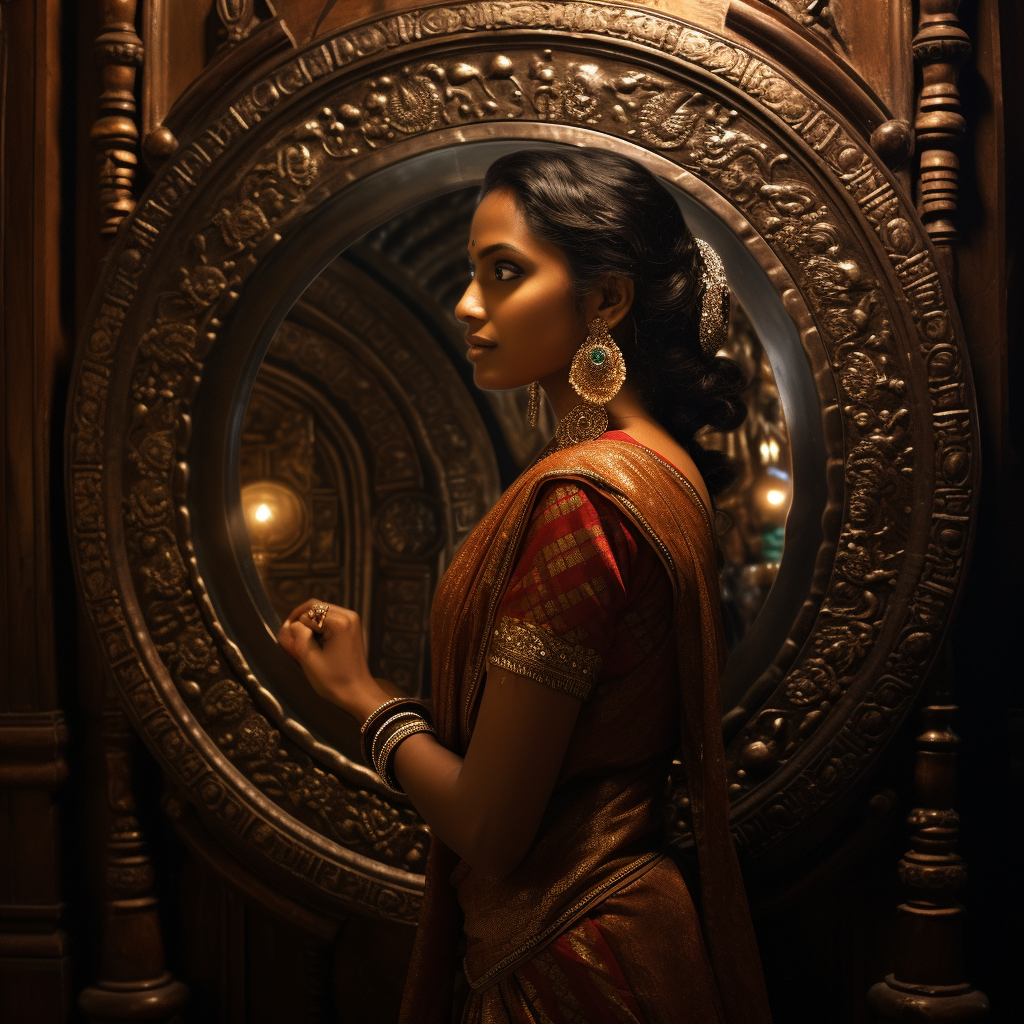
left=374, top=719, right=435, bottom=794
left=359, top=696, right=432, bottom=767
left=378, top=720, right=434, bottom=793
left=370, top=711, right=425, bottom=773
left=374, top=719, right=427, bottom=781
left=360, top=696, right=411, bottom=736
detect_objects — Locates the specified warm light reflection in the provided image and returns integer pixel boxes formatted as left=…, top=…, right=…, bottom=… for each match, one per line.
left=759, top=439, right=780, bottom=464
left=240, top=480, right=307, bottom=564
left=754, top=467, right=791, bottom=523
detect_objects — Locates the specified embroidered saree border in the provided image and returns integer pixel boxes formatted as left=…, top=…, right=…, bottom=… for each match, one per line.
left=488, top=616, right=601, bottom=700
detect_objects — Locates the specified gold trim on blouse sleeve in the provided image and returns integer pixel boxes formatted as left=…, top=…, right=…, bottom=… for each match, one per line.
left=487, top=616, right=601, bottom=700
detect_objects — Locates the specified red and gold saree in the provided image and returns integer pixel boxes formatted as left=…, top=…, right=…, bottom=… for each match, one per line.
left=398, top=437, right=771, bottom=1024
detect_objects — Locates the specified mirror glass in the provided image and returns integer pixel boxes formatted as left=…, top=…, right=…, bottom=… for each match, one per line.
left=237, top=186, right=793, bottom=700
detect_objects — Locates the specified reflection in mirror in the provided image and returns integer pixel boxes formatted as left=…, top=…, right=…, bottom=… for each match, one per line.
left=701, top=302, right=792, bottom=651
left=239, top=187, right=790, bottom=699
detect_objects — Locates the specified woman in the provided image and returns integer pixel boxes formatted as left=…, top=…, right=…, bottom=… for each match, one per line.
left=278, top=149, right=772, bottom=1024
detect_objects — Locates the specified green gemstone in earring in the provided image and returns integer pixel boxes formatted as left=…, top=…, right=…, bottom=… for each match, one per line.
left=590, top=348, right=606, bottom=366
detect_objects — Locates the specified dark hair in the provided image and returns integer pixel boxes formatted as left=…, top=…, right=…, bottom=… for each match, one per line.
left=480, top=148, right=746, bottom=495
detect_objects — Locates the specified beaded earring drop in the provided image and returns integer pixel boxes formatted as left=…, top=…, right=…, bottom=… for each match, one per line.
left=526, top=380, right=541, bottom=428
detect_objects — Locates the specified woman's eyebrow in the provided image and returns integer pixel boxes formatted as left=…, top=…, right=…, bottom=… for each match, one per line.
left=475, top=241, right=528, bottom=259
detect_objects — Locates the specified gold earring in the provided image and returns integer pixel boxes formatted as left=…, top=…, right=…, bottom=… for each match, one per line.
left=556, top=317, right=627, bottom=450
left=526, top=381, right=541, bottom=428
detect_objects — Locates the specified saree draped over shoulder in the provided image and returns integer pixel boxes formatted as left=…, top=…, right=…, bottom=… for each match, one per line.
left=398, top=439, right=771, bottom=1024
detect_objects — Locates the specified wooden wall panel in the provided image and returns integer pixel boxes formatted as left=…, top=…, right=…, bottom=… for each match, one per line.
left=0, top=1, right=73, bottom=1020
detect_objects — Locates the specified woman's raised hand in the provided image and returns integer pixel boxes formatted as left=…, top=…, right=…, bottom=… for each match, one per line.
left=277, top=600, right=386, bottom=720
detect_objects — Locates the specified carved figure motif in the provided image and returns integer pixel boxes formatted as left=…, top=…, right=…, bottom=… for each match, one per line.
left=764, top=0, right=848, bottom=52
left=213, top=0, right=275, bottom=50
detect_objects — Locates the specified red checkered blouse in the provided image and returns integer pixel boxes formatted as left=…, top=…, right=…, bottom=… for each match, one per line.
left=487, top=476, right=674, bottom=700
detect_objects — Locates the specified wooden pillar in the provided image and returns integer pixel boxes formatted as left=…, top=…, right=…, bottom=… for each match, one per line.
left=868, top=3, right=992, bottom=1018
left=92, top=0, right=143, bottom=238
left=77, top=688, right=188, bottom=1024
left=868, top=705, right=989, bottom=1020
left=75, top=3, right=188, bottom=1020
left=912, top=0, right=971, bottom=282
left=0, top=1, right=73, bottom=1020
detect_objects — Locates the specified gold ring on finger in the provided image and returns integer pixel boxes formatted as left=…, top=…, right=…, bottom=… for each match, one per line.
left=307, top=603, right=329, bottom=632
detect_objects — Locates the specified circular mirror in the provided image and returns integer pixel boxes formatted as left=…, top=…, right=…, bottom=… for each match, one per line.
left=188, top=138, right=826, bottom=775
left=68, top=10, right=974, bottom=917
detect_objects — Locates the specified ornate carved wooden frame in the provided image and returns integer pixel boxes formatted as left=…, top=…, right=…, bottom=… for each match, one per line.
left=66, top=3, right=977, bottom=924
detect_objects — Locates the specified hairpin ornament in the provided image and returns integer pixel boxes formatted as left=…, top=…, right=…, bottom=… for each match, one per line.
left=695, top=238, right=729, bottom=358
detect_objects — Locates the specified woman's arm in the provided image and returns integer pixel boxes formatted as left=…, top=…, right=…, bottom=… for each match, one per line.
left=278, top=603, right=580, bottom=879
left=394, top=665, right=580, bottom=878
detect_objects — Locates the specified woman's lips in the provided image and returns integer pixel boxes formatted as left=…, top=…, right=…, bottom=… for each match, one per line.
left=465, top=336, right=497, bottom=361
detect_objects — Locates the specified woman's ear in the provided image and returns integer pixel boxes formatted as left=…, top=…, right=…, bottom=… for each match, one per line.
left=585, top=274, right=634, bottom=329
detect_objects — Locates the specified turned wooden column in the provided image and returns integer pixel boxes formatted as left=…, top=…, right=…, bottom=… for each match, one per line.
left=80, top=8, right=187, bottom=1012
left=78, top=686, right=188, bottom=1024
left=92, top=0, right=144, bottom=238
left=868, top=705, right=988, bottom=1020
left=867, top=4, right=988, bottom=1016
left=912, top=0, right=971, bottom=282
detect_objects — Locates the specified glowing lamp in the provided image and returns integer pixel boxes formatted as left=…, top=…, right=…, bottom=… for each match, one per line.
left=241, top=480, right=307, bottom=563
left=753, top=465, right=791, bottom=533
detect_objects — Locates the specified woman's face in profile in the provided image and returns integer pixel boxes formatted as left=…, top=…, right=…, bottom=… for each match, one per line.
left=455, top=189, right=584, bottom=391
